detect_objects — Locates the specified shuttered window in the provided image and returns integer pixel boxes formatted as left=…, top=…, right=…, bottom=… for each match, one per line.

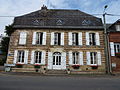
left=86, top=52, right=101, bottom=65
left=51, top=32, right=64, bottom=45
left=32, top=32, right=46, bottom=45
left=19, top=32, right=27, bottom=45
left=110, top=42, right=115, bottom=56
left=69, top=32, right=82, bottom=46
left=13, top=50, right=28, bottom=64
left=86, top=32, right=100, bottom=46
left=69, top=51, right=83, bottom=65
left=30, top=51, right=46, bottom=65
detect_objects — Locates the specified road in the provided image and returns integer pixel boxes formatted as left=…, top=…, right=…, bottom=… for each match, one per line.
left=0, top=73, right=120, bottom=90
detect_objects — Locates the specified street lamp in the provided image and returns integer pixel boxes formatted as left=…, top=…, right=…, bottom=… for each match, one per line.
left=103, top=5, right=112, bottom=74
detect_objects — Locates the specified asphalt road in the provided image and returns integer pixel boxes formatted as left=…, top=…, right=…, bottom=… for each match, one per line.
left=0, top=73, right=120, bottom=90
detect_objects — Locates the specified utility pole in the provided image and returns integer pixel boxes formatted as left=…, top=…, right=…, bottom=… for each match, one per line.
left=103, top=5, right=112, bottom=74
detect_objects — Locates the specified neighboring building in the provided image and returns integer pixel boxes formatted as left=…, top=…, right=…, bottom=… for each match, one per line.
left=109, top=19, right=120, bottom=73
left=6, top=6, right=106, bottom=74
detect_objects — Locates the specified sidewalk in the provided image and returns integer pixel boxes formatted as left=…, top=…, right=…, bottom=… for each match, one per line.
left=0, top=72, right=120, bottom=78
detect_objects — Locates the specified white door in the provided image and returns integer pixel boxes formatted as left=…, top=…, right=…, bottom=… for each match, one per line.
left=52, top=52, right=62, bottom=69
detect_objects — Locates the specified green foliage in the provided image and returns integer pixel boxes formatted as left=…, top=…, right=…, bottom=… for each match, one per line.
left=0, top=24, right=14, bottom=64
left=5, top=24, right=14, bottom=36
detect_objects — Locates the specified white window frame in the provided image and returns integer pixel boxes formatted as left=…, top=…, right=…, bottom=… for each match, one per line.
left=17, top=51, right=25, bottom=64
left=36, top=32, right=43, bottom=45
left=72, top=52, right=79, bottom=65
left=114, top=43, right=120, bottom=53
left=54, top=32, right=61, bottom=45
left=89, top=33, right=96, bottom=45
left=90, top=52, right=97, bottom=65
left=72, top=33, right=79, bottom=46
left=19, top=32, right=27, bottom=45
left=34, top=51, right=42, bottom=64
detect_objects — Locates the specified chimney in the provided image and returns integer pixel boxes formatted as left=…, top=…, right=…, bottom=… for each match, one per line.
left=41, top=5, right=47, bottom=10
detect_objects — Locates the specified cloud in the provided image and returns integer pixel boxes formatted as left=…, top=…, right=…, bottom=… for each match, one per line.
left=0, top=0, right=120, bottom=34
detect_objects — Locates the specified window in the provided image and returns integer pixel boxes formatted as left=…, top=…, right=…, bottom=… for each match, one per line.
left=116, top=25, right=120, bottom=31
left=90, top=52, right=97, bottom=65
left=34, top=51, right=42, bottom=64
left=89, top=33, right=96, bottom=45
left=19, top=32, right=27, bottom=45
left=72, top=33, right=79, bottom=45
left=54, top=33, right=61, bottom=45
left=86, top=32, right=100, bottom=46
left=32, top=32, right=46, bottom=45
left=36, top=32, right=43, bottom=45
left=72, top=52, right=79, bottom=64
left=114, top=43, right=120, bottom=53
left=17, top=51, right=25, bottom=63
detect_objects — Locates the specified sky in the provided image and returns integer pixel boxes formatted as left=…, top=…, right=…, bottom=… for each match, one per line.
left=0, top=0, right=120, bottom=35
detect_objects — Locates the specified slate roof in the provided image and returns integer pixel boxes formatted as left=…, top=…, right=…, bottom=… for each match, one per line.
left=13, top=6, right=103, bottom=29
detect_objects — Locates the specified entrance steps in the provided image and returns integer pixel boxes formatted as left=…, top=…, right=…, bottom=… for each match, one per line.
left=46, top=70, right=67, bottom=74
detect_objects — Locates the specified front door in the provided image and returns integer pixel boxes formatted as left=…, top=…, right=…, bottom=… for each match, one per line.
left=52, top=52, right=62, bottom=69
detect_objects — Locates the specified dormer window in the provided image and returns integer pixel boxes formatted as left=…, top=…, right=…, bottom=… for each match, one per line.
left=56, top=20, right=63, bottom=25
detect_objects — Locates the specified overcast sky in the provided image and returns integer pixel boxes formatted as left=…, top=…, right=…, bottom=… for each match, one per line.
left=0, top=0, right=120, bottom=34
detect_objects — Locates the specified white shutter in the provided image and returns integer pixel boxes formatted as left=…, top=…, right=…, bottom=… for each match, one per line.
left=79, top=52, right=83, bottom=65
left=86, top=32, right=90, bottom=45
left=42, top=32, right=46, bottom=45
left=69, top=51, right=73, bottom=65
left=19, top=32, right=27, bottom=45
left=24, top=50, right=29, bottom=64
left=51, top=32, right=54, bottom=45
left=32, top=32, right=36, bottom=45
left=110, top=42, right=115, bottom=56
left=13, top=50, right=18, bottom=64
left=47, top=52, right=53, bottom=69
left=30, top=51, right=35, bottom=64
left=86, top=52, right=90, bottom=65
left=97, top=51, right=101, bottom=65
left=78, top=32, right=82, bottom=45
left=68, top=32, right=72, bottom=45
left=61, top=52, right=66, bottom=69
left=96, top=32, right=100, bottom=45
left=41, top=51, right=46, bottom=64
left=61, top=32, right=64, bottom=45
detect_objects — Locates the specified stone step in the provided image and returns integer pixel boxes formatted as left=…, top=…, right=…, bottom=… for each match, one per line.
left=11, top=68, right=42, bottom=73
left=46, top=70, right=67, bottom=74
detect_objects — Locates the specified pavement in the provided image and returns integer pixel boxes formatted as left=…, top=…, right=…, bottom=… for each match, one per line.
left=0, top=72, right=120, bottom=90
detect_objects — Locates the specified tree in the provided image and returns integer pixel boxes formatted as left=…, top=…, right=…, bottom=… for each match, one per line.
left=0, top=24, right=14, bottom=65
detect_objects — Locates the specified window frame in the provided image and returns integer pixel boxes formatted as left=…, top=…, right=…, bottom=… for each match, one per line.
left=89, top=33, right=96, bottom=45
left=36, top=32, right=43, bottom=45
left=72, top=33, right=79, bottom=46
left=34, top=51, right=42, bottom=64
left=72, top=52, right=79, bottom=65
left=90, top=52, right=97, bottom=65
left=17, top=50, right=25, bottom=64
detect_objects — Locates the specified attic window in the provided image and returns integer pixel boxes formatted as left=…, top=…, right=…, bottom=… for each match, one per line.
left=56, top=20, right=63, bottom=25
left=33, top=19, right=39, bottom=25
left=82, top=20, right=92, bottom=25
